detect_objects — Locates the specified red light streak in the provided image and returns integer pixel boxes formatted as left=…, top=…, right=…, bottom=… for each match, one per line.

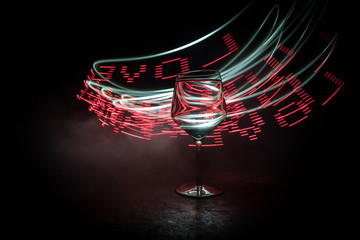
left=98, top=65, right=116, bottom=80
left=202, top=33, right=239, bottom=68
left=155, top=58, right=189, bottom=80
left=322, top=72, right=344, bottom=105
left=288, top=115, right=308, bottom=127
left=202, top=50, right=237, bottom=68
left=120, top=65, right=147, bottom=83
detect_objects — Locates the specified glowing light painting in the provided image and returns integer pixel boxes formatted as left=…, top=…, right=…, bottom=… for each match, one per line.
left=78, top=0, right=344, bottom=147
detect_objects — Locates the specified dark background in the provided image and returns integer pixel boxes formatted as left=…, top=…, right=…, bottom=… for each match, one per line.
left=14, top=1, right=354, bottom=239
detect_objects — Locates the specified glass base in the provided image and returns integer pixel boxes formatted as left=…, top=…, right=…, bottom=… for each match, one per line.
left=175, top=184, right=223, bottom=198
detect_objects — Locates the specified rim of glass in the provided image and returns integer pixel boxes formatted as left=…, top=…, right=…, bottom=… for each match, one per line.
left=176, top=70, right=221, bottom=81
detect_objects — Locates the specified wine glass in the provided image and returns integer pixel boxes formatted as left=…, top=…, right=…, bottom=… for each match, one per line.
left=171, top=70, right=227, bottom=198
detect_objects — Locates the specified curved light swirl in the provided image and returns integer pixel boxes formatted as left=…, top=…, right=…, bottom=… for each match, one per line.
left=79, top=0, right=342, bottom=143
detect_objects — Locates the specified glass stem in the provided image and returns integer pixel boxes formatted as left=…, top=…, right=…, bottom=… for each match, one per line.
left=195, top=140, right=203, bottom=196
